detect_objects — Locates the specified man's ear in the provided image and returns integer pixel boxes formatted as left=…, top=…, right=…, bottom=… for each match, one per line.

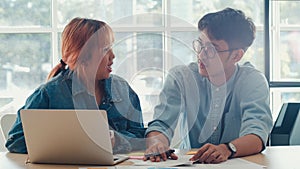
left=231, top=49, right=244, bottom=62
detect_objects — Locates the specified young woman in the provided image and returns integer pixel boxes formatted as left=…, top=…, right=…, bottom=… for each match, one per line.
left=6, top=17, right=146, bottom=154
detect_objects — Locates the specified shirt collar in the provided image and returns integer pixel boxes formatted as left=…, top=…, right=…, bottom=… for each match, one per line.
left=71, top=71, right=122, bottom=103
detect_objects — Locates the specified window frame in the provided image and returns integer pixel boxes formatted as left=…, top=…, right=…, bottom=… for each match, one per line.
left=1, top=0, right=300, bottom=121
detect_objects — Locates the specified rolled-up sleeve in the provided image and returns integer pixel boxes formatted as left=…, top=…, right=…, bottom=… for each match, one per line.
left=239, top=72, right=273, bottom=149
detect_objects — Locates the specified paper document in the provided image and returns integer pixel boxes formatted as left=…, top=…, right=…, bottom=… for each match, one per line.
left=193, top=158, right=266, bottom=169
left=79, top=156, right=265, bottom=169
left=132, top=156, right=265, bottom=169
left=80, top=167, right=196, bottom=169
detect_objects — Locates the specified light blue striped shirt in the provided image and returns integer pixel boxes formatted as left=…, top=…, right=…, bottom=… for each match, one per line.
left=146, top=62, right=273, bottom=149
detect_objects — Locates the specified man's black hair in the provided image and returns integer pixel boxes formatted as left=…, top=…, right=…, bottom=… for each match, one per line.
left=198, top=7, right=256, bottom=51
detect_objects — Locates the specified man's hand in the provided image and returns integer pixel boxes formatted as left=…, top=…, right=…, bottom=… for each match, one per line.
left=189, top=143, right=231, bottom=164
left=143, top=131, right=178, bottom=162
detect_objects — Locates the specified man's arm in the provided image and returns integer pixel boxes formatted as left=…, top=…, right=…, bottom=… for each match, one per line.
left=144, top=131, right=178, bottom=162
left=191, top=69, right=272, bottom=164
left=144, top=65, right=200, bottom=162
left=229, top=134, right=263, bottom=157
left=190, top=134, right=263, bottom=163
left=146, top=131, right=169, bottom=148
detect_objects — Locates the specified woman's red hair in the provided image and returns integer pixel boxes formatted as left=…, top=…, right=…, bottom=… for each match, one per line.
left=47, top=17, right=113, bottom=80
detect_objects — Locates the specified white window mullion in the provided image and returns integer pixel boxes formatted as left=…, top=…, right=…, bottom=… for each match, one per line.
left=112, top=27, right=165, bottom=32
left=51, top=0, right=59, bottom=67
left=271, top=1, right=280, bottom=81
left=0, top=27, right=52, bottom=33
left=165, top=0, right=171, bottom=72
left=271, top=1, right=281, bottom=113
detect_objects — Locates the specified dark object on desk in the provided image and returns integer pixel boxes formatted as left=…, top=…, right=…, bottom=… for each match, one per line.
left=270, top=103, right=300, bottom=146
left=144, top=149, right=175, bottom=159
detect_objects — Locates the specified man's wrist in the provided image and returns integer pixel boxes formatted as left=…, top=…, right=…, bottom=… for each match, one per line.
left=224, top=142, right=237, bottom=159
left=146, top=131, right=169, bottom=147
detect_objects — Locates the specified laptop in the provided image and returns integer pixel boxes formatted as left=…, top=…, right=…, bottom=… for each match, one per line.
left=20, top=109, right=129, bottom=165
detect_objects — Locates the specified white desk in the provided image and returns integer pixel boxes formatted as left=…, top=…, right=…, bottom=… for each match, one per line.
left=0, top=146, right=299, bottom=169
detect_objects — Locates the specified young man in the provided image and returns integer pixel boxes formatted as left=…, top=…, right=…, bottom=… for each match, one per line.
left=144, top=8, right=273, bottom=164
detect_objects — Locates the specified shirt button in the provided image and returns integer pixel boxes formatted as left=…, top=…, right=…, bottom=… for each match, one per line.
left=216, top=88, right=219, bottom=91
left=213, top=126, right=217, bottom=130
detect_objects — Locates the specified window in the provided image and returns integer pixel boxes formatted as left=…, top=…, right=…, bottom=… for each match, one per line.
left=0, top=1, right=52, bottom=116
left=0, top=0, right=298, bottom=125
left=269, top=0, right=300, bottom=118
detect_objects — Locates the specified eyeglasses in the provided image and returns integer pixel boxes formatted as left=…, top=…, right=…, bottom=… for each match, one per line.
left=193, top=39, right=239, bottom=59
left=103, top=44, right=113, bottom=53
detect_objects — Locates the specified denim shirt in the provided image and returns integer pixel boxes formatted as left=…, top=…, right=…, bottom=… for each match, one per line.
left=6, top=69, right=146, bottom=153
left=146, top=62, right=273, bottom=149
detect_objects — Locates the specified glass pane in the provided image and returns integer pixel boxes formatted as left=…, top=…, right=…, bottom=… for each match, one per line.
left=57, top=0, right=163, bottom=27
left=273, top=31, right=300, bottom=81
left=279, top=1, right=300, bottom=25
left=0, top=0, right=51, bottom=27
left=170, top=0, right=264, bottom=26
left=170, top=31, right=198, bottom=66
left=57, top=32, right=62, bottom=59
left=240, top=31, right=264, bottom=73
left=136, top=33, right=163, bottom=70
left=271, top=88, right=300, bottom=122
left=113, top=32, right=163, bottom=124
left=131, top=69, right=163, bottom=125
left=0, top=34, right=51, bottom=113
left=113, top=32, right=163, bottom=78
